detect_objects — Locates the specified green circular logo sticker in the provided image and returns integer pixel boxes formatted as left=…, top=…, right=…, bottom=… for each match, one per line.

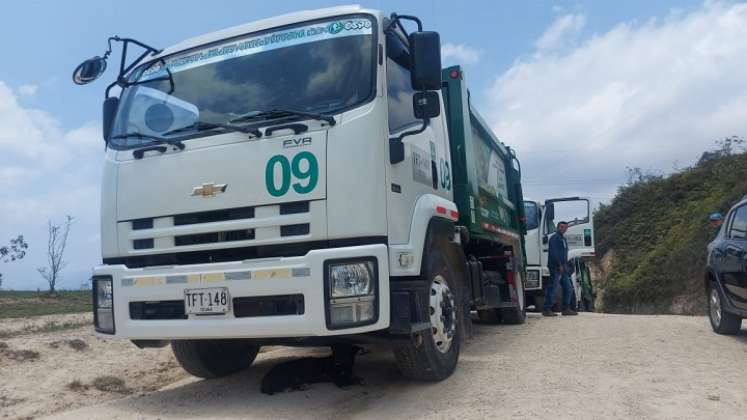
left=327, top=21, right=344, bottom=34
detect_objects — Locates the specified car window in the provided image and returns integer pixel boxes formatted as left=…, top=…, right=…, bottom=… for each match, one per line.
left=523, top=201, right=539, bottom=230
left=386, top=30, right=419, bottom=133
left=728, top=205, right=747, bottom=240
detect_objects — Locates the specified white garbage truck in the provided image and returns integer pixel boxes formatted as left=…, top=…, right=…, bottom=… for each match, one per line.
left=73, top=5, right=531, bottom=381
left=523, top=198, right=596, bottom=311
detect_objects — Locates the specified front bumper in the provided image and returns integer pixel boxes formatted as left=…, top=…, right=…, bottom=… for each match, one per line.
left=93, top=244, right=389, bottom=340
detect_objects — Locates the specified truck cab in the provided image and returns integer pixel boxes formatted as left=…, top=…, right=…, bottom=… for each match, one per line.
left=77, top=5, right=528, bottom=382
left=523, top=198, right=596, bottom=311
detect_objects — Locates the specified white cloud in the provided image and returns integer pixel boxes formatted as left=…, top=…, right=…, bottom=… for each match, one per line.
left=535, top=14, right=586, bottom=52
left=17, top=84, right=38, bottom=97
left=441, top=43, right=481, bottom=65
left=486, top=2, right=747, bottom=203
left=0, top=81, right=101, bottom=290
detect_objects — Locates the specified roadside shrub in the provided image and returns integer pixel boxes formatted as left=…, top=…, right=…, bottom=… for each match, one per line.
left=91, top=375, right=129, bottom=393
left=67, top=379, right=89, bottom=391
left=4, top=349, right=40, bottom=362
left=595, top=149, right=747, bottom=314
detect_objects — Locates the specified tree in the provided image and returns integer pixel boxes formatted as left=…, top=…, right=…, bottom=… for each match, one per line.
left=0, top=235, right=29, bottom=288
left=715, top=135, right=745, bottom=156
left=37, top=216, right=73, bottom=293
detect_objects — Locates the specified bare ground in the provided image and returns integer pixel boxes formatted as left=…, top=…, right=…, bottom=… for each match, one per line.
left=0, top=313, right=187, bottom=419
left=2, top=312, right=746, bottom=420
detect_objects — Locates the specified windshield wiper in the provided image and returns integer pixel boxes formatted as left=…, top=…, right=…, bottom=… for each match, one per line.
left=110, top=132, right=185, bottom=159
left=162, top=121, right=262, bottom=138
left=228, top=108, right=336, bottom=126
left=111, top=132, right=185, bottom=149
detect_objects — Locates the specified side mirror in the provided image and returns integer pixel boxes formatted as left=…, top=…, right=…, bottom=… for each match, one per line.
left=102, top=97, right=119, bottom=142
left=545, top=201, right=555, bottom=222
left=73, top=57, right=108, bottom=85
left=409, top=31, right=441, bottom=91
left=413, top=91, right=440, bottom=119
left=709, top=212, right=723, bottom=227
left=390, top=138, right=405, bottom=164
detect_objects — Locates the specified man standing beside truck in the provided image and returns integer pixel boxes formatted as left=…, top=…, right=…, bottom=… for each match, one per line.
left=543, top=222, right=578, bottom=316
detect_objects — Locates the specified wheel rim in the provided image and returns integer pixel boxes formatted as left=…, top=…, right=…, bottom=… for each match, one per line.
left=430, top=275, right=456, bottom=354
left=710, top=287, right=722, bottom=326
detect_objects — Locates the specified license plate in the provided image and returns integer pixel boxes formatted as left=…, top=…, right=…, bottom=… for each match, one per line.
left=184, top=287, right=229, bottom=315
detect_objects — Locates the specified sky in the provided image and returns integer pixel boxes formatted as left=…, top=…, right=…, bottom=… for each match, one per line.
left=1, top=0, right=746, bottom=290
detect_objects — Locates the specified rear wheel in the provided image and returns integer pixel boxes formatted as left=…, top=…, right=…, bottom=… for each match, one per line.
left=708, top=282, right=742, bottom=335
left=171, top=339, right=259, bottom=378
left=394, top=247, right=462, bottom=381
left=582, top=296, right=595, bottom=312
left=533, top=293, right=545, bottom=312
left=477, top=308, right=501, bottom=323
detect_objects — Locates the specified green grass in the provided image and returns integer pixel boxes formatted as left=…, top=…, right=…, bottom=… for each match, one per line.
left=0, top=290, right=92, bottom=319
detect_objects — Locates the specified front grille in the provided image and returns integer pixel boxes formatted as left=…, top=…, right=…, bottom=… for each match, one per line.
left=104, top=236, right=388, bottom=268
left=130, top=300, right=187, bottom=320
left=174, top=206, right=254, bottom=226
left=132, top=219, right=153, bottom=230
left=280, top=223, right=310, bottom=237
left=133, top=238, right=154, bottom=250
left=117, top=200, right=327, bottom=259
left=233, top=294, right=305, bottom=318
left=279, top=201, right=309, bottom=215
left=175, top=229, right=255, bottom=246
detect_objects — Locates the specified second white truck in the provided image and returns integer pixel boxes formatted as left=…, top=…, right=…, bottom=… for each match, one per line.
left=523, top=198, right=596, bottom=311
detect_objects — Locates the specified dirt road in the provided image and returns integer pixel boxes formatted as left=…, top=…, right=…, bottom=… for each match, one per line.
left=14, top=312, right=737, bottom=420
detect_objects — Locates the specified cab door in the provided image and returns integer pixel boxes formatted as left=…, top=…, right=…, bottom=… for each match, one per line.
left=543, top=197, right=595, bottom=260
left=385, top=26, right=452, bottom=245
left=523, top=200, right=542, bottom=267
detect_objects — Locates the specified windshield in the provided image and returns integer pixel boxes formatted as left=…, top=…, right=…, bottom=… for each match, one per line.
left=110, top=15, right=376, bottom=149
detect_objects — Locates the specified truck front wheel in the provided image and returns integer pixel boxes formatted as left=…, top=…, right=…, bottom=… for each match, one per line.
left=171, top=339, right=260, bottom=379
left=393, top=248, right=462, bottom=381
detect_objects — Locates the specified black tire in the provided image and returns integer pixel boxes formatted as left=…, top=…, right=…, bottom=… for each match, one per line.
left=500, top=271, right=526, bottom=324
left=171, top=339, right=260, bottom=379
left=708, top=282, right=742, bottom=335
left=583, top=297, right=595, bottom=312
left=477, top=308, right=501, bottom=324
left=533, top=293, right=545, bottom=312
left=393, top=245, right=462, bottom=381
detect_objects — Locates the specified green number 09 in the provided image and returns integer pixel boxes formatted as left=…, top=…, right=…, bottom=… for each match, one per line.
left=265, top=152, right=318, bottom=197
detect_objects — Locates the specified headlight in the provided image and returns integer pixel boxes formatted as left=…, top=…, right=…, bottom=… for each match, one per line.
left=92, top=276, right=115, bottom=334
left=329, top=261, right=374, bottom=298
left=325, top=258, right=378, bottom=329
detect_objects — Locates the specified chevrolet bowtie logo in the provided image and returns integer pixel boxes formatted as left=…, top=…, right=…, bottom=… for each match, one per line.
left=191, top=183, right=227, bottom=197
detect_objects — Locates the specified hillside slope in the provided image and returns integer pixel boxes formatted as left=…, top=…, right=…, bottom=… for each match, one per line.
left=594, top=148, right=747, bottom=314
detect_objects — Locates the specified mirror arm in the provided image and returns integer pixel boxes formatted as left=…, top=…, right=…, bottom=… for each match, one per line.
left=122, top=49, right=154, bottom=77
left=110, top=37, right=161, bottom=55
left=104, top=81, right=117, bottom=99
left=388, top=119, right=430, bottom=164
left=387, top=13, right=423, bottom=32
left=392, top=118, right=429, bottom=143
left=103, top=37, right=162, bottom=95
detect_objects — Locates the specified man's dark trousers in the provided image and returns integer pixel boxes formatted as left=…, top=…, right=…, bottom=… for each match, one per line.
left=544, top=269, right=573, bottom=312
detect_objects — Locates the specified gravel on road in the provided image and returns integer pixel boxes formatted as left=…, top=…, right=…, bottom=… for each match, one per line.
left=43, top=312, right=747, bottom=420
